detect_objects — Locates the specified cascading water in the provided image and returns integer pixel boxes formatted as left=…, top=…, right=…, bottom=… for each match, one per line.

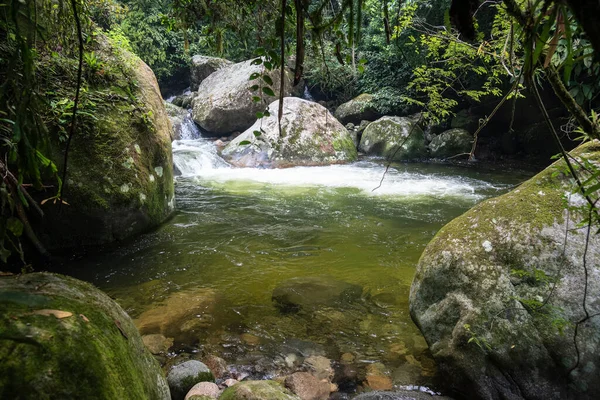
left=63, top=135, right=529, bottom=395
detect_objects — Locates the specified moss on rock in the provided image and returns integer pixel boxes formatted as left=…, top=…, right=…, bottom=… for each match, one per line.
left=0, top=273, right=170, bottom=399
left=219, top=380, right=300, bottom=400
left=359, top=116, right=427, bottom=161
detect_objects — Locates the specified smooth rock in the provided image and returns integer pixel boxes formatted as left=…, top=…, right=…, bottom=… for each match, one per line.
left=303, top=355, right=334, bottom=381
left=365, top=363, right=393, bottom=391
left=410, top=141, right=600, bottom=399
left=272, top=276, right=362, bottom=313
left=202, top=355, right=227, bottom=380
left=223, top=379, right=239, bottom=387
left=219, top=380, right=301, bottom=400
left=190, top=55, right=233, bottom=91
left=428, top=128, right=472, bottom=158
left=285, top=372, right=330, bottom=400
left=334, top=94, right=381, bottom=124
left=192, top=59, right=293, bottom=134
left=0, top=273, right=170, bottom=400
left=184, top=382, right=220, bottom=400
left=142, top=333, right=174, bottom=355
left=221, top=97, right=357, bottom=168
left=167, top=360, right=215, bottom=400
left=359, top=116, right=427, bottom=161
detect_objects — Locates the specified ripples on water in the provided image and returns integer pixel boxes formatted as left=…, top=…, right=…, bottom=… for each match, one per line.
left=64, top=137, right=529, bottom=391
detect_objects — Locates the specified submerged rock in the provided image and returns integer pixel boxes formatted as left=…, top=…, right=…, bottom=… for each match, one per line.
left=219, top=380, right=301, bottom=400
left=410, top=141, right=600, bottom=399
left=135, top=287, right=219, bottom=343
left=221, top=97, right=357, bottom=168
left=428, top=128, right=472, bottom=158
left=192, top=59, right=293, bottom=134
left=359, top=116, right=427, bottom=160
left=0, top=273, right=170, bottom=399
left=285, top=372, right=331, bottom=400
left=272, top=276, right=363, bottom=312
left=167, top=360, right=214, bottom=400
left=334, top=94, right=381, bottom=125
left=190, top=55, right=233, bottom=91
left=353, top=390, right=454, bottom=400
left=142, top=333, right=174, bottom=355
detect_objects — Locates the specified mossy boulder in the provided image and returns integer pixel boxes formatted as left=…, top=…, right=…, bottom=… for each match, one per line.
left=221, top=98, right=357, bottom=168
left=190, top=55, right=233, bottom=91
left=219, top=380, right=301, bottom=400
left=428, top=128, right=473, bottom=158
left=39, top=33, right=174, bottom=250
left=359, top=116, right=427, bottom=160
left=410, top=141, right=600, bottom=399
left=167, top=360, right=214, bottom=400
left=192, top=59, right=293, bottom=134
left=334, top=93, right=381, bottom=125
left=0, top=272, right=170, bottom=399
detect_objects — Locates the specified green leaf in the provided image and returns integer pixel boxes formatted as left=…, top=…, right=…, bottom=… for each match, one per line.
left=249, top=72, right=260, bottom=80
left=250, top=85, right=259, bottom=91
left=251, top=58, right=263, bottom=65
left=252, top=96, right=261, bottom=102
left=262, top=87, right=275, bottom=96
left=256, top=112, right=264, bottom=119
left=253, top=130, right=262, bottom=137
left=262, top=75, right=273, bottom=85
left=263, top=110, right=270, bottom=117
left=7, top=217, right=23, bottom=237
left=239, top=140, right=251, bottom=145
left=264, top=61, right=273, bottom=70
left=254, top=47, right=266, bottom=56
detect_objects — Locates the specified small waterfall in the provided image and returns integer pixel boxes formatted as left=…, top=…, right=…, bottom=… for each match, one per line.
left=177, top=113, right=202, bottom=140
left=173, top=139, right=231, bottom=176
left=302, top=85, right=315, bottom=102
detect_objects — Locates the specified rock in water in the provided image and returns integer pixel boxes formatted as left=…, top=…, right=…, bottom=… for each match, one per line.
left=39, top=33, right=174, bottom=250
left=410, top=141, right=600, bottom=399
left=221, top=98, right=357, bottom=168
left=285, top=372, right=331, bottom=400
left=219, top=380, right=301, bottom=400
left=192, top=59, right=293, bottom=134
left=272, top=276, right=362, bottom=313
left=184, top=381, right=220, bottom=399
left=167, top=360, right=214, bottom=400
left=428, top=128, right=473, bottom=158
left=0, top=273, right=170, bottom=399
left=190, top=55, right=233, bottom=91
left=359, top=116, right=427, bottom=161
left=334, top=94, right=381, bottom=125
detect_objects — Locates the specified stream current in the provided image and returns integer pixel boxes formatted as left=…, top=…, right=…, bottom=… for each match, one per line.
left=63, top=119, right=530, bottom=392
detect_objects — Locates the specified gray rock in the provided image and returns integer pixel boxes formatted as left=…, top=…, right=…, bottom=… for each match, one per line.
left=359, top=116, right=427, bottom=161
left=272, top=276, right=363, bottom=312
left=219, top=380, right=301, bottom=400
left=172, top=92, right=195, bottom=109
left=184, top=382, right=220, bottom=399
left=410, top=141, right=600, bottom=399
left=190, top=55, right=233, bottom=91
left=428, top=128, right=472, bottom=158
left=334, top=94, right=381, bottom=124
left=167, top=360, right=215, bottom=400
left=303, top=355, right=334, bottom=381
left=221, top=98, right=357, bottom=168
left=192, top=59, right=293, bottom=134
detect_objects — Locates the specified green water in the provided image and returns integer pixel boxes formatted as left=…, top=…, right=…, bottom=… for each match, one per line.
left=62, top=156, right=529, bottom=390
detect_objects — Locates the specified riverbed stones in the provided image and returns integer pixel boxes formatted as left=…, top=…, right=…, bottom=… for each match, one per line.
left=428, top=128, right=473, bottom=158
left=272, top=276, right=363, bottom=312
left=334, top=94, right=381, bottom=125
left=142, top=333, right=174, bottom=354
left=303, top=355, right=334, bottom=381
left=221, top=97, right=357, bottom=168
left=285, top=372, right=331, bottom=400
left=184, top=382, right=220, bottom=399
left=192, top=59, right=293, bottom=134
left=410, top=141, right=600, bottom=399
left=359, top=116, right=427, bottom=160
left=364, top=363, right=393, bottom=391
left=353, top=390, right=454, bottom=400
left=0, top=273, right=170, bottom=400
left=190, top=55, right=233, bottom=91
left=167, top=360, right=215, bottom=400
left=135, top=287, right=219, bottom=343
left=202, top=355, right=227, bottom=379
left=219, top=380, right=301, bottom=400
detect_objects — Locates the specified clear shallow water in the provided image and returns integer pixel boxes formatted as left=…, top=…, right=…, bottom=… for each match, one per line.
left=63, top=138, right=530, bottom=390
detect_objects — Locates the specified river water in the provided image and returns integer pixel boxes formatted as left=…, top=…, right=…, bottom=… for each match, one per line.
left=63, top=127, right=530, bottom=391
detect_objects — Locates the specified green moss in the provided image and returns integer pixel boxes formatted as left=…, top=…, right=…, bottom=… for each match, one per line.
left=219, top=380, right=300, bottom=400
left=0, top=273, right=169, bottom=399
left=332, top=133, right=358, bottom=160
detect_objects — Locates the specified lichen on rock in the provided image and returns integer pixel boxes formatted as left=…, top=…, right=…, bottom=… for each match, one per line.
left=359, top=116, right=427, bottom=161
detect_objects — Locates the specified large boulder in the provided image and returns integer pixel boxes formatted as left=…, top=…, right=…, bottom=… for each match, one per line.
left=359, top=116, right=427, bottom=160
left=39, top=33, right=174, bottom=250
left=334, top=93, right=381, bottom=125
left=428, top=128, right=473, bottom=158
left=192, top=59, right=293, bottom=134
left=410, top=141, right=600, bottom=399
left=221, top=98, right=357, bottom=168
left=219, top=380, right=301, bottom=400
left=189, top=55, right=233, bottom=91
left=0, top=273, right=170, bottom=399
left=167, top=360, right=214, bottom=400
